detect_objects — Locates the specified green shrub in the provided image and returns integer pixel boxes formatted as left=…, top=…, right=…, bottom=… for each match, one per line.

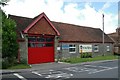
left=2, top=10, right=19, bottom=68
left=2, top=57, right=17, bottom=69
left=83, top=53, right=85, bottom=58
left=86, top=53, right=88, bottom=58
left=81, top=53, right=93, bottom=58
left=20, top=58, right=27, bottom=64
left=2, top=58, right=10, bottom=69
left=81, top=53, right=83, bottom=58
left=81, top=53, right=84, bottom=58
left=89, top=53, right=92, bottom=58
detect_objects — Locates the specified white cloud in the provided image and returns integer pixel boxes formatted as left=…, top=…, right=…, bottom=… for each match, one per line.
left=101, top=2, right=111, bottom=11
left=62, top=2, right=118, bottom=33
left=2, top=0, right=47, bottom=17
left=61, top=3, right=80, bottom=24
left=104, top=13, right=118, bottom=33
left=1, top=0, right=118, bottom=33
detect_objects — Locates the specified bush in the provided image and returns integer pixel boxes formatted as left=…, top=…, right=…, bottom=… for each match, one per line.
left=2, top=58, right=10, bottom=69
left=86, top=53, right=89, bottom=58
left=2, top=57, right=18, bottom=69
left=80, top=53, right=83, bottom=58
left=81, top=53, right=93, bottom=58
left=20, top=58, right=27, bottom=64
left=81, top=53, right=84, bottom=58
left=82, top=53, right=85, bottom=58
left=89, top=53, right=92, bottom=58
left=2, top=10, right=19, bottom=69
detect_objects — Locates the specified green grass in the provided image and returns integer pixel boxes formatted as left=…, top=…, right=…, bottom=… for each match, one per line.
left=7, top=64, right=31, bottom=69
left=61, top=55, right=119, bottom=64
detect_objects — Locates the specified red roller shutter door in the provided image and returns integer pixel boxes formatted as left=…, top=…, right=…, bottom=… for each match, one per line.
left=28, top=35, right=54, bottom=64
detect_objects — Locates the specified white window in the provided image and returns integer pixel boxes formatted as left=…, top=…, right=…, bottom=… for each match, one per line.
left=107, top=46, right=110, bottom=52
left=69, top=44, right=76, bottom=53
left=94, top=45, right=99, bottom=52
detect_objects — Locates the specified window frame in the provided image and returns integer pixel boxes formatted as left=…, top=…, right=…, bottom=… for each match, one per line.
left=28, top=35, right=54, bottom=48
left=94, top=45, right=99, bottom=52
left=106, top=46, right=110, bottom=52
left=69, top=44, right=76, bottom=53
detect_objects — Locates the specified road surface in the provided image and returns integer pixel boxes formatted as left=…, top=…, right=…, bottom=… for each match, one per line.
left=2, top=60, right=119, bottom=80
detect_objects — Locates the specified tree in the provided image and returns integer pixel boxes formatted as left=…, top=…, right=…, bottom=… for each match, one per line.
left=0, top=6, right=2, bottom=69
left=0, top=0, right=18, bottom=69
left=2, top=10, right=18, bottom=68
left=0, top=0, right=9, bottom=6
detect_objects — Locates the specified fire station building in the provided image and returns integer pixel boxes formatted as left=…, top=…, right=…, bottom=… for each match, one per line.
left=9, top=12, right=114, bottom=64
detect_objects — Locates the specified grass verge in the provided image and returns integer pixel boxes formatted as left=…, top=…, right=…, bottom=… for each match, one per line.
left=60, top=55, right=119, bottom=64
left=7, top=64, right=31, bottom=69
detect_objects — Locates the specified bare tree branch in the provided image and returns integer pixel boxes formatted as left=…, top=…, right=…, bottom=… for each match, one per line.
left=0, top=0, right=9, bottom=6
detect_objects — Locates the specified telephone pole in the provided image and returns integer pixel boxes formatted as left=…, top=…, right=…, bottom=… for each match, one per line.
left=102, top=14, right=105, bottom=56
left=118, top=27, right=120, bottom=54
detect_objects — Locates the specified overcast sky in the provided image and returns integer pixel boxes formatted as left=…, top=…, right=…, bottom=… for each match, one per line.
left=1, top=0, right=119, bottom=34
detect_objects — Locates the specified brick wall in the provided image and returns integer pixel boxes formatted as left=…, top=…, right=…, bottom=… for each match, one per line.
left=28, top=17, right=56, bottom=35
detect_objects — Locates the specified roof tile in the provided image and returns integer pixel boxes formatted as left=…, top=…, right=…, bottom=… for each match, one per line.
left=9, top=13, right=113, bottom=43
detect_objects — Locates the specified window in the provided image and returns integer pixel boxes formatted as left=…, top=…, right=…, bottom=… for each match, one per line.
left=28, top=43, right=36, bottom=47
left=28, top=36, right=36, bottom=47
left=28, top=37, right=36, bottom=42
left=37, top=37, right=45, bottom=42
left=69, top=44, right=76, bottom=53
left=28, top=35, right=54, bottom=48
left=107, top=46, right=110, bottom=52
left=46, top=43, right=53, bottom=47
left=37, top=43, right=45, bottom=47
left=94, top=45, right=99, bottom=52
left=46, top=37, right=54, bottom=42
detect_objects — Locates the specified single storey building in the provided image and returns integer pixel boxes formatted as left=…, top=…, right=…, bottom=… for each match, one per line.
left=9, top=12, right=114, bottom=64
left=108, top=27, right=120, bottom=54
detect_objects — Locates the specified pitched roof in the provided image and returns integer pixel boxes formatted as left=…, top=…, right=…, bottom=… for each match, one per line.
left=52, top=21, right=113, bottom=43
left=108, top=32, right=118, bottom=43
left=9, top=13, right=113, bottom=43
left=23, top=12, right=60, bottom=35
left=9, top=14, right=32, bottom=32
left=9, top=15, right=33, bottom=40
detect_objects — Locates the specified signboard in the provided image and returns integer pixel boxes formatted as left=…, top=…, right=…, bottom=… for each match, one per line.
left=62, top=44, right=69, bottom=49
left=57, top=47, right=61, bottom=50
left=79, top=44, right=92, bottom=53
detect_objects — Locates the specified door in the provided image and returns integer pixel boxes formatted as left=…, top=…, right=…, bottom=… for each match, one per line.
left=28, top=35, right=54, bottom=64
